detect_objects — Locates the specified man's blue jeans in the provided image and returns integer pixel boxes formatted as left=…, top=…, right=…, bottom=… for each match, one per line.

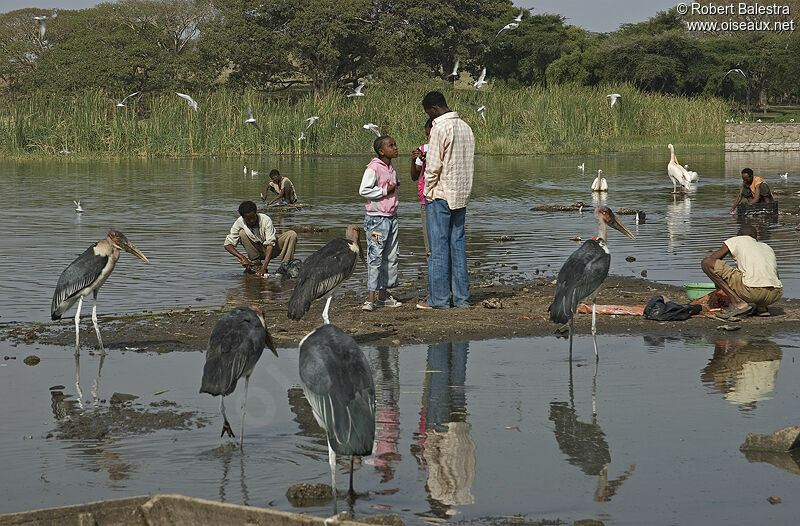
left=425, top=199, right=469, bottom=308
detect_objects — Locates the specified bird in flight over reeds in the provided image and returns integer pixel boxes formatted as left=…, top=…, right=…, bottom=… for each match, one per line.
left=449, top=59, right=460, bottom=79
left=346, top=82, right=365, bottom=98
left=607, top=94, right=621, bottom=108
left=176, top=92, right=198, bottom=112
left=245, top=106, right=260, bottom=131
left=363, top=123, right=381, bottom=137
left=474, top=68, right=488, bottom=89
left=305, top=116, right=320, bottom=129
left=475, top=105, right=486, bottom=123
left=33, top=15, right=48, bottom=40
left=298, top=131, right=306, bottom=141
left=111, top=91, right=140, bottom=108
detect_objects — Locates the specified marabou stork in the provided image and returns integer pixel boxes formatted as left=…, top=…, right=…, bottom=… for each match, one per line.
left=549, top=207, right=635, bottom=359
left=51, top=230, right=149, bottom=355
left=288, top=225, right=364, bottom=324
left=667, top=144, right=692, bottom=193
left=299, top=324, right=375, bottom=510
left=200, top=306, right=277, bottom=447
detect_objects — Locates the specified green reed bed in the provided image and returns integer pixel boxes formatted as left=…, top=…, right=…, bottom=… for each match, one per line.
left=0, top=83, right=727, bottom=158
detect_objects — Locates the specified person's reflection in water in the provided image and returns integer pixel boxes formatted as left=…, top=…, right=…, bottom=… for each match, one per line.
left=549, top=363, right=634, bottom=502
left=701, top=338, right=783, bottom=410
left=412, top=342, right=475, bottom=518
left=367, top=346, right=401, bottom=484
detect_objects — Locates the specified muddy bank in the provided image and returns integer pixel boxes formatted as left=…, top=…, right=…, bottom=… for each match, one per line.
left=3, top=275, right=800, bottom=354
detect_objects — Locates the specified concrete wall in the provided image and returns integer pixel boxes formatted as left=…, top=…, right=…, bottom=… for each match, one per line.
left=725, top=123, right=800, bottom=151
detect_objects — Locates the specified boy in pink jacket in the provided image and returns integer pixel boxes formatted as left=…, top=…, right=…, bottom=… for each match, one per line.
left=359, top=136, right=403, bottom=311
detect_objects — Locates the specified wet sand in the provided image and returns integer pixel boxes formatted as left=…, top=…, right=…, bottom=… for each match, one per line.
left=4, top=275, right=799, bottom=353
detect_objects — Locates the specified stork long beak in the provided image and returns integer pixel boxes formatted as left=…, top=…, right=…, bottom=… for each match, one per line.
left=608, top=215, right=635, bottom=240
left=121, top=240, right=150, bottom=264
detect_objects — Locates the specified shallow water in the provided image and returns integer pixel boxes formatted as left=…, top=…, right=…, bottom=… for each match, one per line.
left=2, top=334, right=800, bottom=524
left=3, top=148, right=800, bottom=324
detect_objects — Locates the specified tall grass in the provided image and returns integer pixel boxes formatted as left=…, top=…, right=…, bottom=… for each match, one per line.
left=0, top=82, right=728, bottom=158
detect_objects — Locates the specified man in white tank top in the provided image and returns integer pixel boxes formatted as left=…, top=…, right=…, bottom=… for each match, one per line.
left=701, top=224, right=783, bottom=317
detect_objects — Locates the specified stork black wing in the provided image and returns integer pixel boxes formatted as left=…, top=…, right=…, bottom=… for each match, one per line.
left=288, top=238, right=356, bottom=320
left=299, top=325, right=375, bottom=456
left=200, top=307, right=266, bottom=397
left=51, top=244, right=107, bottom=320
left=549, top=240, right=611, bottom=324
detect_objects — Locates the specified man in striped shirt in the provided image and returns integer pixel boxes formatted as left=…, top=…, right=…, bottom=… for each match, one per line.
left=417, top=91, right=475, bottom=310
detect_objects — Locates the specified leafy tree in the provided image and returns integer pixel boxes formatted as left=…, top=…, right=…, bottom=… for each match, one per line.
left=0, top=8, right=54, bottom=90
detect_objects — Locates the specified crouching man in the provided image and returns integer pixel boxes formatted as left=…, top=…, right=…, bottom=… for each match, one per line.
left=224, top=200, right=297, bottom=276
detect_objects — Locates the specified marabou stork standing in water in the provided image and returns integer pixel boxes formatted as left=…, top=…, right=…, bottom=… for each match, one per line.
left=51, top=230, right=149, bottom=355
left=288, top=225, right=364, bottom=324
left=299, top=324, right=375, bottom=512
left=200, top=306, right=277, bottom=447
left=549, top=207, right=635, bottom=359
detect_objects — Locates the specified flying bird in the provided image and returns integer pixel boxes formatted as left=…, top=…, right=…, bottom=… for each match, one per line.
left=299, top=324, right=375, bottom=511
left=176, top=92, right=198, bottom=112
left=363, top=123, right=381, bottom=137
left=305, top=116, right=320, bottom=129
left=111, top=91, right=140, bottom=108
left=475, top=105, right=486, bottom=123
left=449, top=59, right=460, bottom=78
left=514, top=8, right=524, bottom=22
left=288, top=225, right=364, bottom=324
left=74, top=200, right=83, bottom=213
left=51, top=231, right=149, bottom=355
left=346, top=82, right=365, bottom=98
left=667, top=144, right=692, bottom=193
left=33, top=15, right=47, bottom=40
left=725, top=68, right=747, bottom=80
left=495, top=21, right=519, bottom=41
left=549, top=207, right=635, bottom=359
left=607, top=94, right=622, bottom=108
left=245, top=106, right=260, bottom=131
left=298, top=131, right=306, bottom=141
left=474, top=67, right=488, bottom=89
left=200, top=306, right=277, bottom=447
left=591, top=170, right=608, bottom=192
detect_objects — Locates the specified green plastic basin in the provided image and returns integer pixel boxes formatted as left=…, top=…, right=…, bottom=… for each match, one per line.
left=685, top=282, right=717, bottom=301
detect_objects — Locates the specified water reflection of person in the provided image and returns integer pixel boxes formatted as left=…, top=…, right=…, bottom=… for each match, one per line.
left=367, top=346, right=401, bottom=484
left=412, top=342, right=476, bottom=517
left=701, top=338, right=783, bottom=410
left=549, top=363, right=634, bottom=502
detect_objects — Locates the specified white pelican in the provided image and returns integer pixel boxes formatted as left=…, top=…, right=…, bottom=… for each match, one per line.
left=591, top=169, right=608, bottom=192
left=474, top=67, right=487, bottom=89
left=667, top=144, right=692, bottom=193
left=683, top=164, right=699, bottom=182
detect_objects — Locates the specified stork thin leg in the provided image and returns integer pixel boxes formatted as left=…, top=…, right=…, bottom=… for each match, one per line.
left=239, top=376, right=249, bottom=448
left=348, top=456, right=356, bottom=500
left=74, top=296, right=83, bottom=355
left=74, top=353, right=84, bottom=410
left=568, top=318, right=574, bottom=361
left=322, top=296, right=333, bottom=325
left=91, top=299, right=105, bottom=354
left=328, top=438, right=338, bottom=514
left=220, top=396, right=235, bottom=439
left=592, top=302, right=599, bottom=360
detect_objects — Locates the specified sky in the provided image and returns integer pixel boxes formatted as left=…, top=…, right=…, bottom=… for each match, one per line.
left=3, top=0, right=677, bottom=34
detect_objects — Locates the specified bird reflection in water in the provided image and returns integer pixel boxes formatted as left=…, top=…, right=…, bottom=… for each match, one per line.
left=666, top=195, right=691, bottom=254
left=217, top=444, right=250, bottom=506
left=73, top=352, right=106, bottom=410
left=549, top=362, right=635, bottom=502
left=412, top=342, right=476, bottom=518
left=366, top=346, right=401, bottom=485
left=701, top=338, right=782, bottom=410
